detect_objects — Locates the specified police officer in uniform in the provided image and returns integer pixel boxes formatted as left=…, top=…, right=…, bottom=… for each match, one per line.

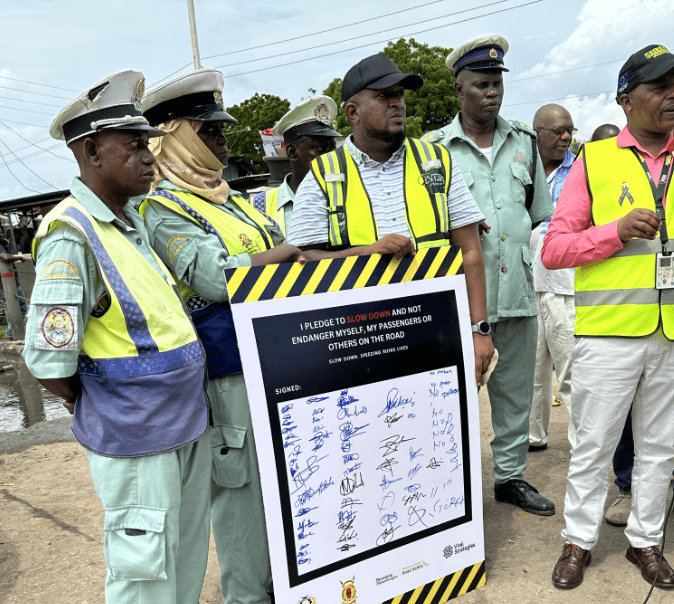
left=139, top=68, right=306, bottom=604
left=22, top=70, right=211, bottom=604
left=252, top=95, right=341, bottom=235
left=423, top=34, right=556, bottom=515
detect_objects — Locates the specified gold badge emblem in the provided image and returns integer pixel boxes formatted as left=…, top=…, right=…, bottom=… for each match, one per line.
left=341, top=579, right=357, bottom=604
left=214, top=91, right=223, bottom=105
left=314, top=103, right=331, bottom=125
left=489, top=48, right=498, bottom=59
left=42, top=308, right=75, bottom=348
left=132, top=79, right=145, bottom=111
left=239, top=233, right=253, bottom=249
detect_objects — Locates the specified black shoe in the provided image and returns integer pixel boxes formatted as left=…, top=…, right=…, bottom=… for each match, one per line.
left=528, top=443, right=548, bottom=452
left=495, top=479, right=555, bottom=516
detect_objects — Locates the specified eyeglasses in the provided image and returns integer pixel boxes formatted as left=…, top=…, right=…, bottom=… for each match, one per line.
left=535, top=127, right=578, bottom=137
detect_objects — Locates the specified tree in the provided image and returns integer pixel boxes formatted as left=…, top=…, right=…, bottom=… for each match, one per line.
left=223, top=93, right=291, bottom=172
left=322, top=38, right=459, bottom=139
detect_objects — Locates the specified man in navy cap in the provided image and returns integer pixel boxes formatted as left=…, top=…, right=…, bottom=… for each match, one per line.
left=543, top=44, right=674, bottom=590
left=424, top=34, right=555, bottom=516
left=252, top=95, right=341, bottom=234
left=22, top=70, right=211, bottom=604
left=288, top=52, right=495, bottom=387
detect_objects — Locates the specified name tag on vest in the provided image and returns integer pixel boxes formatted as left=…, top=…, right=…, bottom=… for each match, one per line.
left=325, top=173, right=345, bottom=182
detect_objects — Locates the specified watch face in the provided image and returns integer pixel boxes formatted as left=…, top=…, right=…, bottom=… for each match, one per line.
left=477, top=321, right=490, bottom=334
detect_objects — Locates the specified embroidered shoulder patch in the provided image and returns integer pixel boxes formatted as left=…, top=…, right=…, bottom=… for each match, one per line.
left=167, top=236, right=188, bottom=264
left=35, top=305, right=79, bottom=351
left=40, top=260, right=79, bottom=281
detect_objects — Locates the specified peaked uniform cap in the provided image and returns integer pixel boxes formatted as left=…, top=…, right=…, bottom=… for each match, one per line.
left=446, top=34, right=510, bottom=75
left=142, top=68, right=237, bottom=125
left=272, top=96, right=341, bottom=143
left=50, top=69, right=164, bottom=143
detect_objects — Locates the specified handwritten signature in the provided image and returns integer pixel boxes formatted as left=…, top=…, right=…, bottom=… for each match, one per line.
left=378, top=388, right=416, bottom=417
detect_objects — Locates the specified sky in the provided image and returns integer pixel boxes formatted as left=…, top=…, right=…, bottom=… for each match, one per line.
left=0, top=0, right=672, bottom=201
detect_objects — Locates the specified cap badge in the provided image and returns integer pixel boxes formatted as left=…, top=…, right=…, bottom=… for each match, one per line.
left=132, top=79, right=145, bottom=111
left=214, top=91, right=223, bottom=106
left=315, top=102, right=331, bottom=125
left=489, top=48, right=498, bottom=59
left=618, top=73, right=629, bottom=93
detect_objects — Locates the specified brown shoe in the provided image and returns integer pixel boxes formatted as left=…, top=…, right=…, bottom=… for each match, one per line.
left=626, top=545, right=674, bottom=588
left=552, top=542, right=592, bottom=589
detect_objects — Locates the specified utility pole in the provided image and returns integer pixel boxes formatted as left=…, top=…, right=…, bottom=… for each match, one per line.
left=186, top=0, right=203, bottom=70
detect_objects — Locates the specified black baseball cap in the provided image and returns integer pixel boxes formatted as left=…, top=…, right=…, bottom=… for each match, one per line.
left=341, top=54, right=423, bottom=104
left=617, top=44, right=674, bottom=97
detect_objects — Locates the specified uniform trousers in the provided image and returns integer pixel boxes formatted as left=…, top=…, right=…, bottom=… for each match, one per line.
left=562, top=332, right=674, bottom=550
left=486, top=316, right=538, bottom=483
left=87, top=436, right=211, bottom=604
left=529, top=292, right=576, bottom=448
left=209, top=373, right=272, bottom=604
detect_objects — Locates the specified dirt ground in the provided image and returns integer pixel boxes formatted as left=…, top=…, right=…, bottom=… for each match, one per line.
left=1, top=383, right=673, bottom=604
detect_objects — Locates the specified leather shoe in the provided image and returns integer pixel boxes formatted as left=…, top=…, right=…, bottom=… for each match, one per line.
left=626, top=545, right=674, bottom=588
left=552, top=542, right=592, bottom=589
left=494, top=479, right=555, bottom=515
left=528, top=443, right=548, bottom=452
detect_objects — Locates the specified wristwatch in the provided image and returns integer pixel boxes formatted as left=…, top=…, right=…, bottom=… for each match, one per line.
left=471, top=321, right=491, bottom=335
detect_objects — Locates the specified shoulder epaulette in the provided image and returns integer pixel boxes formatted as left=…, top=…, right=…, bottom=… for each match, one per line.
left=509, top=120, right=536, bottom=137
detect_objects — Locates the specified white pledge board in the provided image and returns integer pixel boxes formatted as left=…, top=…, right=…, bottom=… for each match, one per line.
left=227, top=252, right=485, bottom=604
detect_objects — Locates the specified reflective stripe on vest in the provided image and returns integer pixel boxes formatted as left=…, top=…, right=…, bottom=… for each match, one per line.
left=140, top=188, right=276, bottom=376
left=33, top=197, right=208, bottom=457
left=309, top=138, right=452, bottom=250
left=577, top=139, right=674, bottom=338
left=253, top=188, right=285, bottom=234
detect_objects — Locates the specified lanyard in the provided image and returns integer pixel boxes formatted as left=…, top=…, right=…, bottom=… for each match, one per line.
left=630, top=147, right=673, bottom=253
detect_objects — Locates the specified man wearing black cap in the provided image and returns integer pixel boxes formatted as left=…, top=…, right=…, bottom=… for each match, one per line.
left=288, top=53, right=495, bottom=387
left=423, top=34, right=555, bottom=517
left=542, top=44, right=674, bottom=590
left=252, top=95, right=341, bottom=234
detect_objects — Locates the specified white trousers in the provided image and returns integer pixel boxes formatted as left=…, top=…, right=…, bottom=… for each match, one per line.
left=562, top=332, right=674, bottom=550
left=529, top=292, right=576, bottom=447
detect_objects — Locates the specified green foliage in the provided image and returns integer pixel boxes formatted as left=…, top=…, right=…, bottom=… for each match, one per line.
left=322, top=38, right=458, bottom=139
left=223, top=93, right=291, bottom=173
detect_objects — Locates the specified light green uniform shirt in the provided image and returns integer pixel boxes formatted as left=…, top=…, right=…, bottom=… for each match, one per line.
left=22, top=177, right=166, bottom=379
left=423, top=114, right=554, bottom=323
left=141, top=180, right=284, bottom=304
left=275, top=174, right=295, bottom=231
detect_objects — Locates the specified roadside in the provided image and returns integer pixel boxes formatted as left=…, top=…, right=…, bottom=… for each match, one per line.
left=1, top=385, right=672, bottom=604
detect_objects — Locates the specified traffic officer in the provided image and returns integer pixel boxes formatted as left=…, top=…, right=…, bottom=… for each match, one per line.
left=423, top=34, right=556, bottom=515
left=288, top=53, right=494, bottom=387
left=252, top=95, right=341, bottom=235
left=139, top=68, right=306, bottom=604
left=22, top=70, right=211, bottom=604
left=543, top=44, right=674, bottom=590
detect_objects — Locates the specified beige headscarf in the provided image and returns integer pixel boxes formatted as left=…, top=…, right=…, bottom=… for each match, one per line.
left=149, top=118, right=231, bottom=204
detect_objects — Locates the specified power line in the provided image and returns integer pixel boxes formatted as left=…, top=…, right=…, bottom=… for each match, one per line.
left=0, top=75, right=78, bottom=93
left=0, top=142, right=42, bottom=194
left=0, top=120, right=76, bottom=165
left=0, top=84, right=71, bottom=101
left=214, top=0, right=522, bottom=70
left=0, top=117, right=50, bottom=129
left=150, top=0, right=506, bottom=87
left=0, top=104, right=54, bottom=116
left=218, top=0, right=547, bottom=78
left=0, top=143, right=65, bottom=168
left=0, top=95, right=62, bottom=108
left=0, top=135, right=58, bottom=190
left=502, top=90, right=615, bottom=108
left=509, top=59, right=626, bottom=84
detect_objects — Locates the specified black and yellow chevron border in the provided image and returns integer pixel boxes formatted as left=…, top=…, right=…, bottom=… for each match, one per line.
left=226, top=245, right=463, bottom=304
left=380, top=561, right=485, bottom=604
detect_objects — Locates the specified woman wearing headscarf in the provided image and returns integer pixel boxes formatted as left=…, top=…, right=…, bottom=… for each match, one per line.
left=139, top=69, right=304, bottom=604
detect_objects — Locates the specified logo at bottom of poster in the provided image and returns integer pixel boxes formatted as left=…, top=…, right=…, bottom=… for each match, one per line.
left=341, top=578, right=357, bottom=604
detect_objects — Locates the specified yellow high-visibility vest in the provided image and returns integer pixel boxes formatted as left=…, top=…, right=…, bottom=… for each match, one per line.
left=252, top=187, right=285, bottom=234
left=310, top=138, right=453, bottom=250
left=33, top=196, right=208, bottom=457
left=577, top=138, right=674, bottom=339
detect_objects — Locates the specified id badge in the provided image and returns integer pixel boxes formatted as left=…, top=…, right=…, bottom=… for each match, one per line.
left=656, top=253, right=674, bottom=289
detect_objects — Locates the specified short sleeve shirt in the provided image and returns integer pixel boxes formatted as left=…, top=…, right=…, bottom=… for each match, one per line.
left=22, top=177, right=167, bottom=379
left=423, top=114, right=554, bottom=323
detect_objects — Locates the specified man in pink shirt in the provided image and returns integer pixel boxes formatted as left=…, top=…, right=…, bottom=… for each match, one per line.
left=543, top=44, right=674, bottom=590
